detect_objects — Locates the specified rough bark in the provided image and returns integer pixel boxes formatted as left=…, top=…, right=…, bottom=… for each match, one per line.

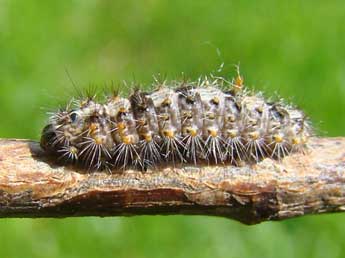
left=0, top=137, right=344, bottom=224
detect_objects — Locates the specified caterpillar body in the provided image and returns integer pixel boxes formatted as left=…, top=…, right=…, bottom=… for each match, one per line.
left=41, top=73, right=312, bottom=171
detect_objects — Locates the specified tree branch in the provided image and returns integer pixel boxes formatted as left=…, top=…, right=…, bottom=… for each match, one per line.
left=0, top=137, right=344, bottom=224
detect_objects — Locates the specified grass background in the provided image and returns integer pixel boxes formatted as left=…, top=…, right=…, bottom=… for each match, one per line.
left=1, top=1, right=345, bottom=257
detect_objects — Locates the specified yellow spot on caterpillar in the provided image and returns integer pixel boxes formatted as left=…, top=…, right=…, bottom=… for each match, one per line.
left=292, top=137, right=300, bottom=145
left=235, top=74, right=243, bottom=87
left=208, top=128, right=218, bottom=137
left=256, top=106, right=263, bottom=114
left=212, top=97, right=219, bottom=105
left=119, top=107, right=127, bottom=113
left=227, top=129, right=237, bottom=138
left=122, top=135, right=133, bottom=144
left=163, top=129, right=175, bottom=138
left=206, top=113, right=215, bottom=119
left=249, top=131, right=259, bottom=140
left=69, top=146, right=78, bottom=154
left=186, top=127, right=197, bottom=137
left=94, top=136, right=104, bottom=145
left=233, top=68, right=244, bottom=93
left=143, top=133, right=152, bottom=142
left=117, top=122, right=126, bottom=130
left=89, top=123, right=99, bottom=135
left=227, top=115, right=236, bottom=122
left=109, top=95, right=120, bottom=102
left=204, top=78, right=210, bottom=86
left=273, top=134, right=283, bottom=143
left=161, top=98, right=171, bottom=106
left=186, top=95, right=194, bottom=102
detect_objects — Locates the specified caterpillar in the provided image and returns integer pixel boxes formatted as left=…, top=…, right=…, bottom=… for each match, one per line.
left=40, top=72, right=312, bottom=172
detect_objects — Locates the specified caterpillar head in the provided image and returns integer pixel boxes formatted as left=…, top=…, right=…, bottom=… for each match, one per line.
left=41, top=108, right=83, bottom=151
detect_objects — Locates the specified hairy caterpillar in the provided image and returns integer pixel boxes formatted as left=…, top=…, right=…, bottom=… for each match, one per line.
left=40, top=72, right=312, bottom=171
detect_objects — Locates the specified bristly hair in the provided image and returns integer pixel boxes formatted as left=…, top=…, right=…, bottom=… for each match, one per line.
left=182, top=134, right=205, bottom=165
left=112, top=142, right=141, bottom=170
left=41, top=69, right=313, bottom=172
left=160, top=135, right=186, bottom=165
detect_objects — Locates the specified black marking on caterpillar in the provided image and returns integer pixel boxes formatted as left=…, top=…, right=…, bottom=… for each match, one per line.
left=41, top=71, right=312, bottom=172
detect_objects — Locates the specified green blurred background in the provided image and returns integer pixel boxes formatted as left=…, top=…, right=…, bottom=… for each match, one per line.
left=1, top=1, right=345, bottom=257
